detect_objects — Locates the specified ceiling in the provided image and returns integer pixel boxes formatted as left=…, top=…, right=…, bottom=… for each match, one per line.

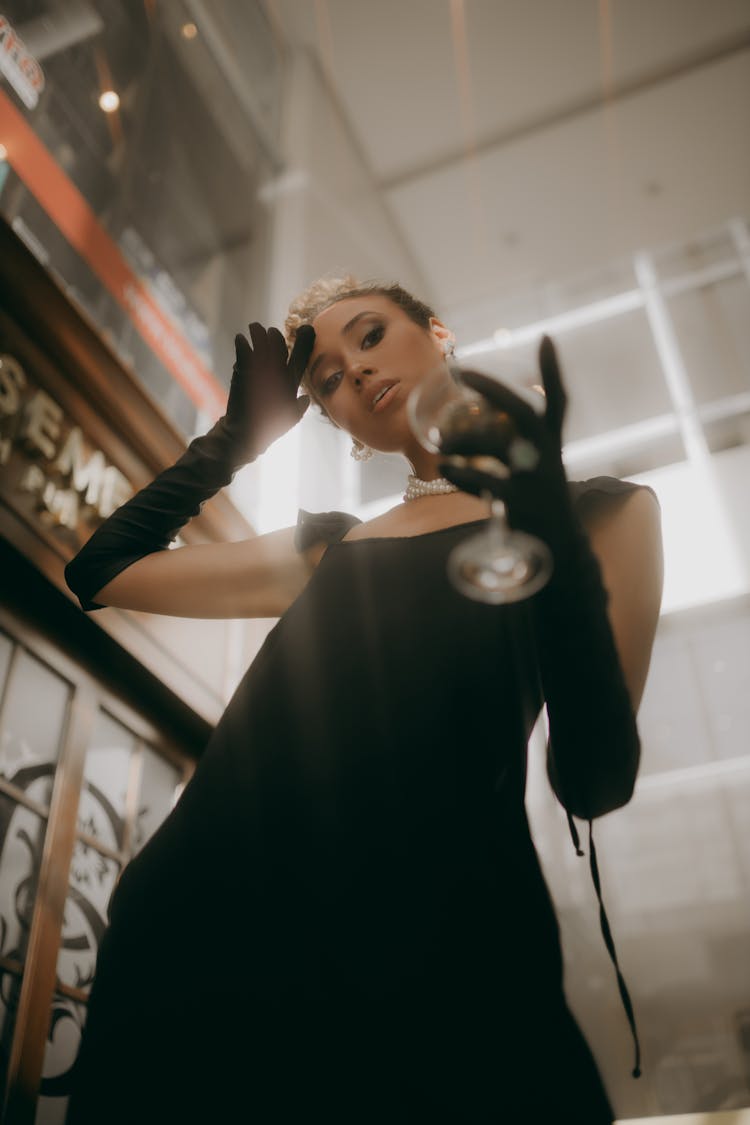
left=10, top=0, right=747, bottom=491
left=267, top=0, right=750, bottom=345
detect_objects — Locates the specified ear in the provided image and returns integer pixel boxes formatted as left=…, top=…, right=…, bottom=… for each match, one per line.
left=428, top=317, right=455, bottom=352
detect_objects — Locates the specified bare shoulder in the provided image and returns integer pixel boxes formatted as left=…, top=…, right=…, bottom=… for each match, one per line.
left=583, top=486, right=662, bottom=588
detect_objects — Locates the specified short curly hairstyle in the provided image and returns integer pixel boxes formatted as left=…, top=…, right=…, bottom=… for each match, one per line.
left=285, top=275, right=437, bottom=404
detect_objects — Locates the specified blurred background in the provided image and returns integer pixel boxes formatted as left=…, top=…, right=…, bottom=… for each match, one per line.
left=0, top=1, right=749, bottom=1121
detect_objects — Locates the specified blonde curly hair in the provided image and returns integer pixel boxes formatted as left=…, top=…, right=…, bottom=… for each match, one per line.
left=284, top=275, right=436, bottom=404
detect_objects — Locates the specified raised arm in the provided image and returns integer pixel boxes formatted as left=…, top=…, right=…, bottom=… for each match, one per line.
left=535, top=483, right=662, bottom=819
left=89, top=527, right=312, bottom=619
left=439, top=338, right=663, bottom=819
left=583, top=487, right=663, bottom=712
left=65, top=324, right=315, bottom=619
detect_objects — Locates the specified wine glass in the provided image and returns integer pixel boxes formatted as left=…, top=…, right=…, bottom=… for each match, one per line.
left=407, top=361, right=553, bottom=603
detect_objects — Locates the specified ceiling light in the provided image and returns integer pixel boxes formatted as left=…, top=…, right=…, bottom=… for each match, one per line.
left=98, top=90, right=119, bottom=113
left=181, top=22, right=198, bottom=39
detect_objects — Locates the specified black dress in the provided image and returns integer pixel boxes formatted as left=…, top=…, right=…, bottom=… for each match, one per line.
left=66, top=477, right=643, bottom=1124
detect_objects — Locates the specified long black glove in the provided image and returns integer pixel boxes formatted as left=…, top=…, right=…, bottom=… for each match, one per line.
left=440, top=336, right=640, bottom=820
left=65, top=324, right=315, bottom=611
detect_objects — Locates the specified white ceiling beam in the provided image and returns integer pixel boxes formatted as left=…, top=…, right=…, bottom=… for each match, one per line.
left=380, top=31, right=750, bottom=194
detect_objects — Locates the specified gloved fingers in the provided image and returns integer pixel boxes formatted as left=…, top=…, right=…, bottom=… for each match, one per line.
left=234, top=332, right=253, bottom=370
left=249, top=323, right=295, bottom=408
left=247, top=321, right=266, bottom=347
left=228, top=334, right=255, bottom=422
left=247, top=322, right=270, bottom=366
left=267, top=325, right=305, bottom=401
left=538, top=335, right=567, bottom=439
left=456, top=370, right=544, bottom=442
left=287, top=324, right=316, bottom=390
left=267, top=326, right=289, bottom=374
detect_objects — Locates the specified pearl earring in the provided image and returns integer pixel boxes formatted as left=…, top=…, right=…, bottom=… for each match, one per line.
left=351, top=439, right=374, bottom=462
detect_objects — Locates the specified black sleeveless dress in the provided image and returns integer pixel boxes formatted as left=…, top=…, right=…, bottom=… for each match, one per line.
left=66, top=477, right=644, bottom=1124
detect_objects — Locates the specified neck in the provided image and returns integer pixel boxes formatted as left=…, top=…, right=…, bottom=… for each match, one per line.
left=406, top=447, right=443, bottom=481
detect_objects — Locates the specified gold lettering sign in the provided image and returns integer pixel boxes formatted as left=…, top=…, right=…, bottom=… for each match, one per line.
left=0, top=353, right=133, bottom=535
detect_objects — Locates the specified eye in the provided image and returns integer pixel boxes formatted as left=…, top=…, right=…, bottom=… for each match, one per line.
left=320, top=370, right=343, bottom=397
left=362, top=323, right=384, bottom=349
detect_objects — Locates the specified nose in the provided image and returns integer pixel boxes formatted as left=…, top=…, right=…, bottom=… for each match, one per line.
left=350, top=361, right=374, bottom=387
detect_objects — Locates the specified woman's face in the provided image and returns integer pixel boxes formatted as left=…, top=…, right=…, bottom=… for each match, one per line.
left=308, top=295, right=452, bottom=454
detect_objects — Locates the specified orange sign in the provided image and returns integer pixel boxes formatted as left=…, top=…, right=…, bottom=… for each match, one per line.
left=0, top=89, right=227, bottom=418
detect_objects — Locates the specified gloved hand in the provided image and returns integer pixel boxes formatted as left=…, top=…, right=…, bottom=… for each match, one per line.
left=438, top=335, right=579, bottom=563
left=439, top=338, right=644, bottom=1075
left=218, top=323, right=313, bottom=465
left=65, top=324, right=315, bottom=611
left=441, top=336, right=640, bottom=820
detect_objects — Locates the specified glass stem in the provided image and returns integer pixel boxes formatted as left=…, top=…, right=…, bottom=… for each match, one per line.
left=483, top=491, right=509, bottom=546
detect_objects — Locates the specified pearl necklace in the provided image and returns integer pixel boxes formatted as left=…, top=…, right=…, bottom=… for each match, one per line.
left=403, top=474, right=459, bottom=502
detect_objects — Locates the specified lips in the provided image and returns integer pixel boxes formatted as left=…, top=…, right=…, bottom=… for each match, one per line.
left=367, top=380, right=399, bottom=412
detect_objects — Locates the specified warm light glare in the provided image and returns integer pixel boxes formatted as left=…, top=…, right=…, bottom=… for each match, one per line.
left=0, top=143, right=7, bottom=161
left=181, top=22, right=198, bottom=39
left=98, top=90, right=120, bottom=113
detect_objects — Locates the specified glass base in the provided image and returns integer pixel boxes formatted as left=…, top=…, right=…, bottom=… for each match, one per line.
left=447, top=531, right=553, bottom=604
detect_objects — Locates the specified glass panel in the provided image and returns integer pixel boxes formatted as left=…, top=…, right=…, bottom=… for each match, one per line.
left=667, top=275, right=750, bottom=407
left=0, top=649, right=70, bottom=806
left=638, top=632, right=714, bottom=775
left=567, top=431, right=688, bottom=484
left=35, top=994, right=87, bottom=1125
left=0, top=631, right=12, bottom=695
left=532, top=769, right=750, bottom=1119
left=8, top=193, right=199, bottom=436
left=132, top=747, right=182, bottom=856
left=689, top=613, right=750, bottom=762
left=638, top=604, right=750, bottom=774
left=534, top=258, right=638, bottom=319
left=598, top=775, right=749, bottom=1117
left=653, top=226, right=738, bottom=284
left=552, top=310, right=674, bottom=444
left=57, top=845, right=120, bottom=993
left=79, top=711, right=136, bottom=849
left=702, top=408, right=750, bottom=457
left=0, top=969, right=23, bottom=1099
left=529, top=598, right=750, bottom=1119
left=0, top=796, right=47, bottom=962
left=0, top=1, right=280, bottom=435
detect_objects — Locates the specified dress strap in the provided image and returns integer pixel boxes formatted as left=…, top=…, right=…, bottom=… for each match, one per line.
left=294, top=509, right=362, bottom=553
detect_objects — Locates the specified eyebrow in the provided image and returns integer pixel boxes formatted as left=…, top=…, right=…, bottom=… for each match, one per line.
left=308, top=311, right=378, bottom=384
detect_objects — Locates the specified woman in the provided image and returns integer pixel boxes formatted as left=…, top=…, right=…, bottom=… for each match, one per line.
left=64, top=278, right=663, bottom=1123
